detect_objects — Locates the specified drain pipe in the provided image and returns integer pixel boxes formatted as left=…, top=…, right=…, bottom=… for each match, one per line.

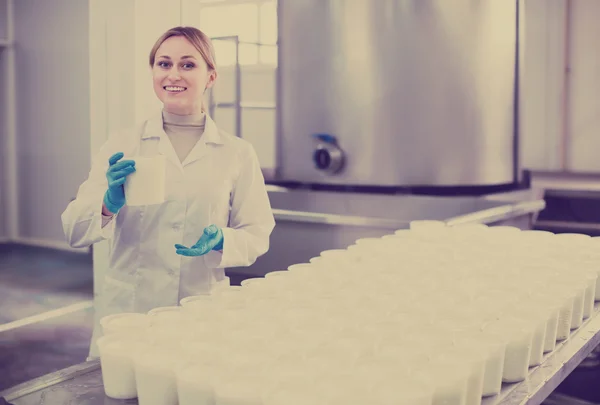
left=560, top=0, right=572, bottom=171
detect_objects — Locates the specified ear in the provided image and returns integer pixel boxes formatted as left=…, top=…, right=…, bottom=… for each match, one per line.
left=206, top=70, right=218, bottom=89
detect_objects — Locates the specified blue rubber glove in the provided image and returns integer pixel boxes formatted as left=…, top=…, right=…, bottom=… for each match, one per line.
left=175, top=225, right=224, bottom=256
left=103, top=152, right=136, bottom=214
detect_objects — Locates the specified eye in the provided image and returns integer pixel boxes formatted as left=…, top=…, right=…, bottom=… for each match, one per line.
left=183, top=63, right=195, bottom=69
left=157, top=61, right=170, bottom=68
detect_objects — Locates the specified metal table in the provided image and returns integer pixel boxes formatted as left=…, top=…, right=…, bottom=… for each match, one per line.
left=482, top=305, right=600, bottom=405
left=4, top=305, right=600, bottom=405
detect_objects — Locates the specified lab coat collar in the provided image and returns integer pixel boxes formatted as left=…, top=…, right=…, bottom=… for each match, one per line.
left=142, top=109, right=223, bottom=145
left=141, top=109, right=224, bottom=169
left=202, top=113, right=224, bottom=145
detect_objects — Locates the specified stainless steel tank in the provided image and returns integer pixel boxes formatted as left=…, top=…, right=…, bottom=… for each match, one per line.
left=276, top=0, right=520, bottom=187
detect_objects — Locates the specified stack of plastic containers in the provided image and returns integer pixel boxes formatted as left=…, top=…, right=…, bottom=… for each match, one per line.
left=96, top=221, right=600, bottom=405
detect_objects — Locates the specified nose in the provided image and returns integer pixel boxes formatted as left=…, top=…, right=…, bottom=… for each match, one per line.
left=167, top=68, right=181, bottom=81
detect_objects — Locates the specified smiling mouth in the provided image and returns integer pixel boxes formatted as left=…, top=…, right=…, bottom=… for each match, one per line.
left=163, top=86, right=187, bottom=93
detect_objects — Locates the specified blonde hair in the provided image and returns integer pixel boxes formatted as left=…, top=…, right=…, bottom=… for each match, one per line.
left=149, top=26, right=217, bottom=112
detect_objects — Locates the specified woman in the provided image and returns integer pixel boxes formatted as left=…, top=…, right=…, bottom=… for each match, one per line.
left=61, top=26, right=276, bottom=358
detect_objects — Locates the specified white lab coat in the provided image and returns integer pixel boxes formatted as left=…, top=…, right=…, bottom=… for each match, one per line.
left=61, top=110, right=275, bottom=358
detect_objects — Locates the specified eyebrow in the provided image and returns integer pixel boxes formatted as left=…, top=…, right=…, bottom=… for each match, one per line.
left=157, top=55, right=197, bottom=60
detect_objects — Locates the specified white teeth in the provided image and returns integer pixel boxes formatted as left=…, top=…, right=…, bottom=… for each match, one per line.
left=165, top=86, right=185, bottom=92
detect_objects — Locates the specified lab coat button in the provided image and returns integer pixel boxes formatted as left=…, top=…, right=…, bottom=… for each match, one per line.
left=172, top=223, right=182, bottom=230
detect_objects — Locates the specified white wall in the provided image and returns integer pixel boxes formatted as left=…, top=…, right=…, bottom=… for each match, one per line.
left=521, top=0, right=600, bottom=173
left=2, top=0, right=90, bottom=250
left=521, top=0, right=567, bottom=172
left=0, top=47, right=9, bottom=241
left=0, top=0, right=15, bottom=243
left=566, top=0, right=600, bottom=172
left=0, top=0, right=8, bottom=42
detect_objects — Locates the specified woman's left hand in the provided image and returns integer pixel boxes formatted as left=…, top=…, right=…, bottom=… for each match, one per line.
left=175, top=224, right=224, bottom=256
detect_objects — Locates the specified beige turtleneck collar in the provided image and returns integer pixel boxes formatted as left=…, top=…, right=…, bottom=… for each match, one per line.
left=162, top=109, right=207, bottom=128
left=161, top=109, right=207, bottom=163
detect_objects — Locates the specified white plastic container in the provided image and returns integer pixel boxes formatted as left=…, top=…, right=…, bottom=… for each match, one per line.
left=581, top=271, right=598, bottom=319
left=454, top=333, right=507, bottom=398
left=180, top=294, right=212, bottom=306
left=530, top=317, right=548, bottom=367
left=410, top=220, right=447, bottom=232
left=125, top=155, right=166, bottom=206
left=96, top=219, right=600, bottom=405
left=520, top=230, right=554, bottom=239
left=553, top=232, right=591, bottom=243
left=416, top=360, right=470, bottom=405
left=541, top=286, right=577, bottom=341
left=451, top=223, right=488, bottom=232
left=369, top=377, right=433, bottom=405
left=438, top=348, right=486, bottom=405
left=286, top=263, right=314, bottom=274
left=595, top=269, right=600, bottom=301
left=240, top=277, right=265, bottom=287
left=213, top=373, right=269, bottom=405
left=134, top=347, right=183, bottom=405
left=97, top=334, right=151, bottom=399
left=348, top=354, right=411, bottom=393
left=214, top=287, right=247, bottom=302
left=484, top=318, right=533, bottom=383
left=147, top=306, right=190, bottom=329
left=177, top=362, right=220, bottom=405
left=263, top=383, right=323, bottom=405
left=311, top=381, right=372, bottom=405
left=354, top=237, right=383, bottom=246
left=180, top=296, right=218, bottom=319
left=308, top=256, right=324, bottom=265
left=264, top=270, right=289, bottom=279
left=488, top=225, right=521, bottom=234
left=100, top=313, right=150, bottom=336
left=266, top=358, right=320, bottom=389
left=148, top=306, right=182, bottom=317
left=557, top=302, right=574, bottom=340
left=503, top=335, right=533, bottom=382
left=568, top=283, right=587, bottom=330
left=510, top=306, right=549, bottom=367
left=536, top=301, right=561, bottom=353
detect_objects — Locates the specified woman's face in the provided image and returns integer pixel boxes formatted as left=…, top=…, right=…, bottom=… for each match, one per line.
left=152, top=36, right=216, bottom=115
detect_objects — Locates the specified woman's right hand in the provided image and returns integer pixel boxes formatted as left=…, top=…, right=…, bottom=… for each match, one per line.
left=103, top=152, right=136, bottom=214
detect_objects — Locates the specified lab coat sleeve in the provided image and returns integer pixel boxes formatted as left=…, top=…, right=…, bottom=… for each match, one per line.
left=61, top=132, right=125, bottom=248
left=205, top=146, right=276, bottom=269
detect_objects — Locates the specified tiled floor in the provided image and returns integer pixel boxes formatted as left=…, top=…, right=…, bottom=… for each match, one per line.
left=0, top=244, right=94, bottom=391
left=0, top=308, right=93, bottom=392
left=0, top=244, right=93, bottom=324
